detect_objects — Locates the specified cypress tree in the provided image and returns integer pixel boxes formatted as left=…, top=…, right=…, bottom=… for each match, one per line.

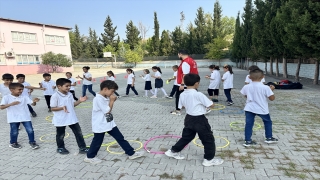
left=101, top=15, right=118, bottom=50
left=125, top=20, right=141, bottom=50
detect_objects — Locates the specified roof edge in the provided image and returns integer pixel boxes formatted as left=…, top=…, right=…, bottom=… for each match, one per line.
left=0, top=17, right=72, bottom=30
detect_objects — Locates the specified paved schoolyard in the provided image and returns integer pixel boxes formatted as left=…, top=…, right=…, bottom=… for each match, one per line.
left=0, top=67, right=319, bottom=180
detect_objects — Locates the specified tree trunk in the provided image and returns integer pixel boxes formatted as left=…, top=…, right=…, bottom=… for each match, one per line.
left=270, top=57, right=273, bottom=75
left=275, top=58, right=279, bottom=77
left=264, top=61, right=267, bottom=75
left=314, top=60, right=319, bottom=85
left=283, top=57, right=288, bottom=78
left=295, top=58, right=302, bottom=82
left=236, top=59, right=239, bottom=68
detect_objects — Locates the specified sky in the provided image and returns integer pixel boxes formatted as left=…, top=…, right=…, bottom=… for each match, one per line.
left=0, top=0, right=246, bottom=39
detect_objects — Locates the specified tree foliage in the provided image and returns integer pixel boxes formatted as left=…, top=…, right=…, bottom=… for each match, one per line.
left=41, top=52, right=72, bottom=73
left=125, top=20, right=141, bottom=50
left=101, top=15, right=119, bottom=50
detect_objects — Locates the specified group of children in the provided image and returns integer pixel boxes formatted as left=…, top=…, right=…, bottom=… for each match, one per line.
left=0, top=63, right=278, bottom=167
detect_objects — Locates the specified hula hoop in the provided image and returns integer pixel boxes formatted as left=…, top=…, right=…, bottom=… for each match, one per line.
left=220, top=108, right=244, bottom=114
left=106, top=140, right=143, bottom=154
left=39, top=132, right=70, bottom=142
left=230, top=121, right=262, bottom=131
left=143, top=135, right=187, bottom=154
left=192, top=136, right=230, bottom=149
left=45, top=115, right=53, bottom=122
left=210, top=104, right=226, bottom=110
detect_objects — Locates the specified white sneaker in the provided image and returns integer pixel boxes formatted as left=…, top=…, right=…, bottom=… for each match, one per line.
left=168, top=96, right=173, bottom=99
left=129, top=151, right=144, bottom=160
left=202, top=158, right=224, bottom=167
left=170, top=110, right=181, bottom=116
left=164, top=95, right=169, bottom=98
left=84, top=157, right=102, bottom=164
left=150, top=95, right=157, bottom=99
left=205, top=108, right=211, bottom=114
left=165, top=149, right=185, bottom=160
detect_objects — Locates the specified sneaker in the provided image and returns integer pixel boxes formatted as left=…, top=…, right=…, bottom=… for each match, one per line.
left=48, top=108, right=52, bottom=112
left=29, top=142, right=40, bottom=150
left=170, top=110, right=181, bottom=116
left=9, top=143, right=22, bottom=149
left=84, top=157, right=102, bottom=164
left=227, top=102, right=233, bottom=106
left=150, top=95, right=157, bottom=99
left=31, top=112, right=37, bottom=117
left=164, top=95, right=169, bottom=98
left=165, top=149, right=185, bottom=160
left=168, top=96, right=173, bottom=99
left=265, top=137, right=278, bottom=144
left=205, top=108, right=211, bottom=114
left=202, top=158, right=224, bottom=166
left=212, top=99, right=219, bottom=102
left=79, top=147, right=89, bottom=154
left=129, top=151, right=144, bottom=160
left=243, top=141, right=257, bottom=147
left=57, top=148, right=70, bottom=154
left=117, top=96, right=121, bottom=99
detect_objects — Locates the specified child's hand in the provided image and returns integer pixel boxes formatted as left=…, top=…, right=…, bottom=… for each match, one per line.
left=63, top=106, right=69, bottom=113
left=52, top=86, right=56, bottom=89
left=10, top=101, right=20, bottom=106
left=38, top=83, right=42, bottom=86
left=79, top=96, right=87, bottom=102
left=40, top=88, right=46, bottom=91
left=109, top=95, right=117, bottom=102
left=167, top=79, right=171, bottom=82
left=33, top=98, right=40, bottom=102
left=270, top=85, right=275, bottom=91
left=205, top=75, right=209, bottom=78
left=76, top=75, right=81, bottom=78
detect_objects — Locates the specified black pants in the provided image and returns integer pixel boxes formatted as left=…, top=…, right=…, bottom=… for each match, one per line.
left=207, top=89, right=219, bottom=96
left=56, top=123, right=86, bottom=149
left=126, top=84, right=138, bottom=95
left=70, top=90, right=78, bottom=101
left=171, top=114, right=216, bottom=160
left=27, top=104, right=35, bottom=113
left=44, top=95, right=52, bottom=109
left=175, top=86, right=186, bottom=111
left=87, top=126, right=135, bottom=158
left=169, top=85, right=178, bottom=97
left=114, top=91, right=120, bottom=96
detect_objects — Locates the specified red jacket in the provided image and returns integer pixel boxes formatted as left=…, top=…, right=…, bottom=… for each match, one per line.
left=177, top=57, right=198, bottom=84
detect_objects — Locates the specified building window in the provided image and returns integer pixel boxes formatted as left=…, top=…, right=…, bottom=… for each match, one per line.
left=11, top=31, right=37, bottom=43
left=45, top=35, right=65, bottom=45
left=0, top=54, right=6, bottom=64
left=16, top=54, right=40, bottom=65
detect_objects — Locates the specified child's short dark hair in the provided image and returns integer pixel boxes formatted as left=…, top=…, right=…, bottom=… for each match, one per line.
left=16, top=74, right=25, bottom=79
left=43, top=73, right=51, bottom=77
left=249, top=68, right=264, bottom=81
left=56, top=78, right=71, bottom=86
left=83, top=66, right=90, bottom=70
left=2, top=73, right=14, bottom=80
left=66, top=72, right=72, bottom=76
left=209, top=65, right=216, bottom=69
left=107, top=70, right=115, bottom=76
left=172, top=65, right=178, bottom=69
left=184, top=74, right=200, bottom=86
left=9, top=83, right=24, bottom=89
left=143, top=69, right=150, bottom=74
left=248, top=65, right=260, bottom=71
left=100, top=80, right=118, bottom=90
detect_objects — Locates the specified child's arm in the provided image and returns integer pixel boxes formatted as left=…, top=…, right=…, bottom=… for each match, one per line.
left=74, top=96, right=87, bottom=107
left=132, top=77, right=135, bottom=86
left=108, top=95, right=117, bottom=113
left=268, top=85, right=275, bottom=101
left=25, top=86, right=45, bottom=90
left=168, top=76, right=176, bottom=82
left=0, top=101, right=20, bottom=110
left=71, top=81, right=77, bottom=86
left=31, top=98, right=40, bottom=106
left=39, top=82, right=43, bottom=88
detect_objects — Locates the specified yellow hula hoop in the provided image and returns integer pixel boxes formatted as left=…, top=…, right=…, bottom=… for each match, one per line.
left=45, top=115, right=53, bottom=122
left=106, top=140, right=143, bottom=154
left=39, top=132, right=70, bottom=142
left=210, top=104, right=226, bottom=110
left=192, top=136, right=230, bottom=149
left=230, top=121, right=262, bottom=131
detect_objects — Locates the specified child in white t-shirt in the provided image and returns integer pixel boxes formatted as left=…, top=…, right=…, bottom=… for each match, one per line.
left=150, top=66, right=169, bottom=98
left=245, top=65, right=265, bottom=84
left=167, top=65, right=179, bottom=99
left=0, top=73, right=14, bottom=98
left=165, top=74, right=224, bottom=167
left=107, top=70, right=121, bottom=98
left=222, top=65, right=234, bottom=106
left=240, top=68, right=278, bottom=147
left=39, top=73, right=56, bottom=112
left=0, top=83, right=40, bottom=149
left=77, top=66, right=96, bottom=97
left=84, top=80, right=144, bottom=164
left=66, top=72, right=78, bottom=101
left=124, top=68, right=139, bottom=97
left=140, top=69, right=155, bottom=97
left=205, top=65, right=221, bottom=102
left=50, top=78, right=89, bottom=155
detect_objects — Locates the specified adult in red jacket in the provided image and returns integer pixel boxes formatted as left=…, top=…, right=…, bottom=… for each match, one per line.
left=170, top=50, right=198, bottom=115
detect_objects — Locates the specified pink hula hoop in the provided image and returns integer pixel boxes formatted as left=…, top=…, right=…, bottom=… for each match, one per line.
left=143, top=135, right=188, bottom=154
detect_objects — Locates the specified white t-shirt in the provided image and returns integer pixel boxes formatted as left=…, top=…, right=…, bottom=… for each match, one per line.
left=154, top=71, right=161, bottom=78
left=240, top=82, right=274, bottom=115
left=68, top=77, right=76, bottom=91
left=21, top=82, right=31, bottom=97
left=127, top=74, right=135, bottom=84
left=208, top=70, right=221, bottom=89
left=222, top=71, right=233, bottom=89
left=142, top=74, right=151, bottom=81
left=173, top=71, right=178, bottom=85
left=245, top=75, right=265, bottom=84
left=0, top=84, right=11, bottom=97
left=92, top=94, right=117, bottom=133
left=0, top=94, right=32, bottom=123
left=108, top=76, right=115, bottom=81
left=50, top=91, right=78, bottom=127
left=83, top=72, right=93, bottom=85
left=179, top=89, right=213, bottom=116
left=40, top=80, right=56, bottom=95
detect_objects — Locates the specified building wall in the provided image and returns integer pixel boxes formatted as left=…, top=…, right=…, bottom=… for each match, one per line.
left=0, top=19, right=73, bottom=74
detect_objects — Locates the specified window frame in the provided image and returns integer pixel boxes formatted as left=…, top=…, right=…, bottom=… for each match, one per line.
left=11, top=31, right=38, bottom=43
left=16, top=54, right=40, bottom=65
left=45, top=34, right=65, bottom=45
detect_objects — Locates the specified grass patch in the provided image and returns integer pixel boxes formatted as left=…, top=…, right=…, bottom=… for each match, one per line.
left=160, top=148, right=168, bottom=152
left=159, top=173, right=183, bottom=180
left=239, top=153, right=254, bottom=169
left=277, top=162, right=308, bottom=180
left=219, top=149, right=236, bottom=159
left=112, top=158, right=121, bottom=162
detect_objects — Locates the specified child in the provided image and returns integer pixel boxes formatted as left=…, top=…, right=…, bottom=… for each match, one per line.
left=50, top=78, right=89, bottom=154
left=245, top=65, right=266, bottom=84
left=222, top=65, right=234, bottom=106
left=39, top=73, right=56, bottom=112
left=0, top=83, right=40, bottom=149
left=77, top=66, right=96, bottom=97
left=240, top=68, right=278, bottom=147
left=150, top=66, right=169, bottom=98
left=164, top=74, right=224, bottom=167
left=16, top=74, right=45, bottom=117
left=84, top=80, right=144, bottom=164
left=66, top=72, right=78, bottom=101
left=123, top=68, right=138, bottom=97
left=107, top=71, right=121, bottom=98
left=0, top=73, right=14, bottom=98
left=167, top=65, right=179, bottom=99
left=139, top=69, right=155, bottom=97
left=205, top=65, right=221, bottom=102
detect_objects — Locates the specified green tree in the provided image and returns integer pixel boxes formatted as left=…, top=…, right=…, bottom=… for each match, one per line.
left=231, top=12, right=243, bottom=67
left=70, top=25, right=83, bottom=59
left=213, top=0, right=222, bottom=38
left=171, top=27, right=184, bottom=54
left=220, top=16, right=236, bottom=39
left=186, top=23, right=197, bottom=54
left=194, top=7, right=207, bottom=54
left=205, top=37, right=228, bottom=66
left=41, top=52, right=72, bottom=73
left=204, top=13, right=214, bottom=44
left=151, top=12, right=160, bottom=56
left=83, top=28, right=93, bottom=58
left=91, top=30, right=101, bottom=58
left=103, top=45, right=116, bottom=54
left=159, top=30, right=171, bottom=56
left=125, top=20, right=141, bottom=50
left=242, top=0, right=254, bottom=69
left=117, top=41, right=130, bottom=58
left=124, top=47, right=143, bottom=66
left=101, top=15, right=119, bottom=50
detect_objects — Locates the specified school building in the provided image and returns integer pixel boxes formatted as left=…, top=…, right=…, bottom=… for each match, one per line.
left=0, top=17, right=74, bottom=75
